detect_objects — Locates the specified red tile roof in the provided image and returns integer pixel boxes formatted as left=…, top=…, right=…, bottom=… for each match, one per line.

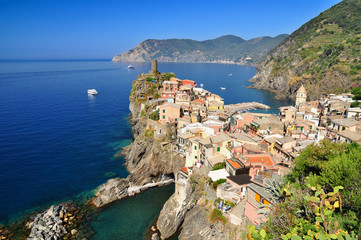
left=181, top=166, right=188, bottom=175
left=245, top=155, right=274, bottom=166
left=226, top=159, right=242, bottom=169
left=193, top=99, right=205, bottom=104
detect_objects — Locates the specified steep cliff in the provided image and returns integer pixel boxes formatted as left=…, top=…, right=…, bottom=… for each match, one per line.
left=92, top=72, right=183, bottom=207
left=251, top=0, right=361, bottom=100
left=113, top=34, right=288, bottom=65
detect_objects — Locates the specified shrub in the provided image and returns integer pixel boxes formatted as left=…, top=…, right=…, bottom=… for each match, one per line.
left=149, top=110, right=159, bottom=121
left=212, top=162, right=225, bottom=170
left=210, top=208, right=226, bottom=224
left=212, top=178, right=226, bottom=189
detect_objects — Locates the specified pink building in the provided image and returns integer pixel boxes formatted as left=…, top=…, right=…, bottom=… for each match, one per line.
left=159, top=103, right=181, bottom=124
left=161, top=81, right=179, bottom=99
left=234, top=113, right=255, bottom=132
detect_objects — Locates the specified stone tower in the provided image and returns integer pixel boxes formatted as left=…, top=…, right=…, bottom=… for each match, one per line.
left=295, top=85, right=307, bottom=107
left=151, top=60, right=158, bottom=73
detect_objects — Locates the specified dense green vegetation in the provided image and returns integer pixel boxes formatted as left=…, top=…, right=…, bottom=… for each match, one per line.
left=247, top=140, right=361, bottom=239
left=264, top=0, right=361, bottom=97
left=212, top=162, right=225, bottom=170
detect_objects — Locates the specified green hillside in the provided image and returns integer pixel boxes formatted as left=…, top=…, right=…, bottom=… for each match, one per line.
left=113, top=34, right=288, bottom=64
left=251, top=0, right=361, bottom=100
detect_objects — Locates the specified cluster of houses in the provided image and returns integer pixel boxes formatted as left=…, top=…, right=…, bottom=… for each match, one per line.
left=145, top=76, right=361, bottom=226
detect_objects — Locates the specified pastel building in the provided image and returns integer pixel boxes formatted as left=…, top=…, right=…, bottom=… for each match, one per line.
left=158, top=103, right=181, bottom=124
left=161, top=81, right=179, bottom=99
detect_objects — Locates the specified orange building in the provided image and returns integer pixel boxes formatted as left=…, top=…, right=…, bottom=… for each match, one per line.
left=182, top=79, right=195, bottom=86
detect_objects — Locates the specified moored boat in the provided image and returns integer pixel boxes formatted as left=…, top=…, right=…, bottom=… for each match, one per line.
left=87, top=89, right=98, bottom=95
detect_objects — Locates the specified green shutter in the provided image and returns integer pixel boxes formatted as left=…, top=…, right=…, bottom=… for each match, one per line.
left=217, top=147, right=220, bottom=152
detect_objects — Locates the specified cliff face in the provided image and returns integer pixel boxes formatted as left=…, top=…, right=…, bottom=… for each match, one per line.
left=92, top=73, right=183, bottom=207
left=251, top=0, right=361, bottom=100
left=113, top=34, right=288, bottom=65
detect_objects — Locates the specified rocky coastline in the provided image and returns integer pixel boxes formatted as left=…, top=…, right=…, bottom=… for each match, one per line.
left=90, top=73, right=183, bottom=208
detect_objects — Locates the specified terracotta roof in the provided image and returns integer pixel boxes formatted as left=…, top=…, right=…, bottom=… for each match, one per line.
left=243, top=155, right=275, bottom=166
left=180, top=166, right=188, bottom=175
left=226, top=158, right=242, bottom=170
left=193, top=99, right=205, bottom=104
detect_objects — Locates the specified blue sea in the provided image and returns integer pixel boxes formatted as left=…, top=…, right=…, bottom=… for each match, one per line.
left=0, top=60, right=292, bottom=238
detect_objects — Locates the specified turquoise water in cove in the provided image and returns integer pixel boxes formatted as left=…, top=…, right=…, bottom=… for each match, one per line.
left=0, top=60, right=292, bottom=238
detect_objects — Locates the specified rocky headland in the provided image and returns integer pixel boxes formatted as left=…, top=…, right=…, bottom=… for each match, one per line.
left=90, top=71, right=244, bottom=239
left=113, top=34, right=288, bottom=66
left=91, top=72, right=184, bottom=208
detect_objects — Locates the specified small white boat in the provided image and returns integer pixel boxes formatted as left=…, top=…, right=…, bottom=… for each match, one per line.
left=228, top=73, right=232, bottom=77
left=87, top=89, right=98, bottom=95
left=127, top=64, right=135, bottom=69
left=200, top=84, right=204, bottom=88
left=220, top=87, right=226, bottom=90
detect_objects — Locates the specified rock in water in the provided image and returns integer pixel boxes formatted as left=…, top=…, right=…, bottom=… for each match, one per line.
left=27, top=205, right=67, bottom=240
left=92, top=177, right=130, bottom=207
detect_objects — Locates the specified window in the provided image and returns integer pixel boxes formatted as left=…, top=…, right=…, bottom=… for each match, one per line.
left=342, top=126, right=345, bottom=131
left=195, top=156, right=197, bottom=159
left=175, top=118, right=177, bottom=122
left=263, top=199, right=270, bottom=209
left=255, top=193, right=261, bottom=203
left=217, top=147, right=220, bottom=152
left=269, top=126, right=271, bottom=130
left=218, top=128, right=221, bottom=132
left=163, top=109, right=165, bottom=113
left=194, top=145, right=197, bottom=150
left=163, top=116, right=165, bottom=119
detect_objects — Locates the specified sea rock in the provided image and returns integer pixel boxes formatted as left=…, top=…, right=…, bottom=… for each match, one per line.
left=92, top=177, right=130, bottom=207
left=157, top=179, right=195, bottom=239
left=178, top=206, right=227, bottom=240
left=27, top=205, right=67, bottom=240
left=151, top=233, right=160, bottom=240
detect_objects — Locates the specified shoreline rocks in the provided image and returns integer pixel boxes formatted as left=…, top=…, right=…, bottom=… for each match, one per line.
left=27, top=205, right=68, bottom=240
left=26, top=204, right=81, bottom=240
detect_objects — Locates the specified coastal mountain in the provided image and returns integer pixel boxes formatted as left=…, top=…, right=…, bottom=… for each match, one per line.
left=112, top=34, right=288, bottom=65
left=250, top=0, right=361, bottom=100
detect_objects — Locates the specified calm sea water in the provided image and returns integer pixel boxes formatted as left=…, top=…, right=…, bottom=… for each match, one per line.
left=0, top=60, right=291, bottom=237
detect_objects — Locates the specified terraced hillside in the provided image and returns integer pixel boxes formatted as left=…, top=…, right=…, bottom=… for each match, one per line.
left=251, top=0, right=361, bottom=100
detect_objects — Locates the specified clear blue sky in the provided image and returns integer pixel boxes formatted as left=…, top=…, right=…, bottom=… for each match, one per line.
left=0, top=0, right=342, bottom=60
